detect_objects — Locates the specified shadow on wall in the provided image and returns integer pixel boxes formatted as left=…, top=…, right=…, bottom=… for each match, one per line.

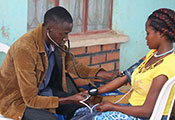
left=0, top=42, right=9, bottom=66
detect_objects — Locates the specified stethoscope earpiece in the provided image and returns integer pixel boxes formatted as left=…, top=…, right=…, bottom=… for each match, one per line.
left=46, top=31, right=70, bottom=53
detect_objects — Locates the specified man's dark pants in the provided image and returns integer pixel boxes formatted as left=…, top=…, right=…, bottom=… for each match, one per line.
left=22, top=91, right=81, bottom=120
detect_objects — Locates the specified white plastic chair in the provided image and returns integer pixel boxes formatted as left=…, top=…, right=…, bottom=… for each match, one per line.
left=0, top=42, right=9, bottom=54
left=0, top=42, right=9, bottom=67
left=150, top=75, right=175, bottom=120
left=0, top=114, right=13, bottom=120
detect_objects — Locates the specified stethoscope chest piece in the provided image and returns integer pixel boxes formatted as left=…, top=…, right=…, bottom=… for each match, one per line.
left=88, top=88, right=98, bottom=96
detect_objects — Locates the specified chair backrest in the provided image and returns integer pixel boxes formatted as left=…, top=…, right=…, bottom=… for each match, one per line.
left=0, top=42, right=9, bottom=54
left=150, top=76, right=175, bottom=120
left=0, top=42, right=10, bottom=66
left=0, top=114, right=13, bottom=120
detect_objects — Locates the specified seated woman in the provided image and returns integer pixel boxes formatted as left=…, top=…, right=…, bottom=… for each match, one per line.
left=71, top=8, right=175, bottom=120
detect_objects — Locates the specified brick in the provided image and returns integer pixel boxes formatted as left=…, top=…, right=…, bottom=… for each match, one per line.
left=77, top=56, right=90, bottom=65
left=87, top=45, right=101, bottom=53
left=107, top=51, right=119, bottom=61
left=101, top=62, right=115, bottom=71
left=103, top=44, right=115, bottom=51
left=92, top=54, right=106, bottom=64
left=70, top=47, right=85, bottom=55
left=116, top=61, right=119, bottom=70
left=117, top=44, right=120, bottom=49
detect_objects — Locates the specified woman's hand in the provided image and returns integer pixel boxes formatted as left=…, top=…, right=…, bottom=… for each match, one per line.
left=96, top=101, right=119, bottom=112
left=85, top=95, right=103, bottom=105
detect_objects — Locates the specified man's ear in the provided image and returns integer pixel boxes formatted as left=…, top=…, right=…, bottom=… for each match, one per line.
left=49, top=28, right=53, bottom=32
left=46, top=24, right=53, bottom=32
left=47, top=27, right=52, bottom=32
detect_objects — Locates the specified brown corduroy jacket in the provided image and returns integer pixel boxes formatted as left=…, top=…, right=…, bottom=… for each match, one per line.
left=0, top=24, right=101, bottom=120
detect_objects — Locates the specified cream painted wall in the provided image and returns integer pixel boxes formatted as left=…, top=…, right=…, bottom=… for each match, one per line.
left=112, top=0, right=175, bottom=71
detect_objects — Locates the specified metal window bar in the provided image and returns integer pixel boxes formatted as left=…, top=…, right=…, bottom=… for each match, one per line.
left=28, top=0, right=112, bottom=34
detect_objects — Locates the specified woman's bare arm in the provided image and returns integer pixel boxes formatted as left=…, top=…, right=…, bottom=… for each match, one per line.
left=96, top=75, right=168, bottom=118
left=98, top=75, right=128, bottom=94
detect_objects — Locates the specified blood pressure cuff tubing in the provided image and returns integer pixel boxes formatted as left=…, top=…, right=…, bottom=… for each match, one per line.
left=123, top=58, right=144, bottom=84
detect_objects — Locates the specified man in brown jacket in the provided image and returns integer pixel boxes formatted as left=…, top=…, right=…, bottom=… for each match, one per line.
left=0, top=6, right=116, bottom=120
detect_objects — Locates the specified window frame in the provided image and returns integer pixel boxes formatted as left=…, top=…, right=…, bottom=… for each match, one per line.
left=55, top=0, right=113, bottom=35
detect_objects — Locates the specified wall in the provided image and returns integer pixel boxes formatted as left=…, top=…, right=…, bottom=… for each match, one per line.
left=71, top=44, right=120, bottom=71
left=70, top=43, right=120, bottom=86
left=1, top=0, right=175, bottom=70
left=0, top=0, right=27, bottom=65
left=112, top=0, right=175, bottom=71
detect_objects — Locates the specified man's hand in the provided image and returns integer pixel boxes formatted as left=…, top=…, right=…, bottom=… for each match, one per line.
left=71, top=91, right=90, bottom=104
left=59, top=91, right=89, bottom=105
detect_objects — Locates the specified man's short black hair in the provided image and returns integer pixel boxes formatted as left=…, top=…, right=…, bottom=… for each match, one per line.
left=43, top=6, right=73, bottom=26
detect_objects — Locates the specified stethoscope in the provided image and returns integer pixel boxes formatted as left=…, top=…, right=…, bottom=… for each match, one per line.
left=47, top=31, right=124, bottom=112
left=47, top=31, right=120, bottom=82
left=47, top=31, right=70, bottom=53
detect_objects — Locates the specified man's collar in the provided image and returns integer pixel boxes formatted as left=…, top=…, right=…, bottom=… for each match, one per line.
left=43, top=39, right=55, bottom=53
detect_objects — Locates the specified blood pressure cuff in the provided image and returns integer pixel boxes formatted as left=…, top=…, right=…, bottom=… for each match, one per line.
left=123, top=58, right=144, bottom=84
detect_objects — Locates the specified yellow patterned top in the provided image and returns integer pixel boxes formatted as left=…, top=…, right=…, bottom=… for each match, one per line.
left=129, top=49, right=175, bottom=115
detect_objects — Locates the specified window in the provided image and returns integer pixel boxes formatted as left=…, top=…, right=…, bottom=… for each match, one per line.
left=28, top=0, right=55, bottom=30
left=28, top=0, right=113, bottom=34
